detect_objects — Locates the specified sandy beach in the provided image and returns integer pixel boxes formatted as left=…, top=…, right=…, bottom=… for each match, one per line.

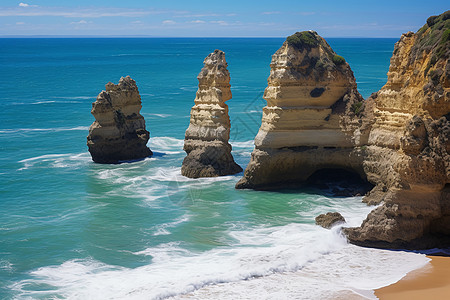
left=375, top=255, right=450, bottom=299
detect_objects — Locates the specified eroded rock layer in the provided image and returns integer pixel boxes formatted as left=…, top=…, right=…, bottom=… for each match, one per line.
left=345, top=11, right=450, bottom=248
left=236, top=31, right=367, bottom=189
left=87, top=76, right=152, bottom=163
left=182, top=50, right=242, bottom=178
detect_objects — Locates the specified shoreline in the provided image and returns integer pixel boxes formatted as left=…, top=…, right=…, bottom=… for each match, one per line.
left=375, top=255, right=450, bottom=299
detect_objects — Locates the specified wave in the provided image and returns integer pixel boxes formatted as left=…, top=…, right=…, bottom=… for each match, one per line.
left=10, top=216, right=429, bottom=299
left=0, top=260, right=14, bottom=272
left=31, top=100, right=83, bottom=105
left=150, top=136, right=184, bottom=152
left=230, top=140, right=254, bottom=148
left=237, top=109, right=262, bottom=114
left=18, top=152, right=91, bottom=170
left=52, top=96, right=93, bottom=100
left=149, top=215, right=191, bottom=237
left=142, top=113, right=172, bottom=118
left=0, top=126, right=89, bottom=134
left=9, top=100, right=85, bottom=105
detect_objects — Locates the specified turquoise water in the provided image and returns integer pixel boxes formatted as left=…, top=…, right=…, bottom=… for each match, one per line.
left=0, top=38, right=429, bottom=299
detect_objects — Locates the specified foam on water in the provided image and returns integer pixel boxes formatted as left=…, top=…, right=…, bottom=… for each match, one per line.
left=10, top=222, right=429, bottom=299
left=9, top=195, right=429, bottom=300
left=144, top=113, right=173, bottom=118
left=18, top=152, right=91, bottom=170
left=51, top=96, right=93, bottom=100
left=0, top=126, right=89, bottom=135
left=150, top=137, right=184, bottom=154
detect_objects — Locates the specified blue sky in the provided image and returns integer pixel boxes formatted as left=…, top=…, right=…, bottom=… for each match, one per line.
left=0, top=0, right=448, bottom=37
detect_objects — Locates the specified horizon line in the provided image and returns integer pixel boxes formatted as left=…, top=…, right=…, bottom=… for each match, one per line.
left=0, top=35, right=401, bottom=39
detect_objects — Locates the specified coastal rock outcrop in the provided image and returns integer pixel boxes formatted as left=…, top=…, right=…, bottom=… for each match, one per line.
left=87, top=76, right=152, bottom=163
left=315, top=212, right=346, bottom=229
left=344, top=11, right=450, bottom=248
left=236, top=11, right=450, bottom=248
left=182, top=50, right=242, bottom=178
left=236, top=31, right=368, bottom=189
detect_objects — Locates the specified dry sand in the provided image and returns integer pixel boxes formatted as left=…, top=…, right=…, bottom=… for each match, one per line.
left=375, top=255, right=450, bottom=300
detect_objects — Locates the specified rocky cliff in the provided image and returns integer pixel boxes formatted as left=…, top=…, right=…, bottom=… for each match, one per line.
left=87, top=76, right=152, bottom=163
left=236, top=31, right=368, bottom=190
left=236, top=13, right=449, bottom=248
left=182, top=50, right=242, bottom=178
left=345, top=11, right=450, bottom=248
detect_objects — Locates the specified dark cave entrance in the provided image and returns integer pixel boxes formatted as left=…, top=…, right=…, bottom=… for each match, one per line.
left=306, top=168, right=374, bottom=197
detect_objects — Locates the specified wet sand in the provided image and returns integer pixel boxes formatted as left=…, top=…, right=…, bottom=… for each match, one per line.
left=375, top=255, right=450, bottom=300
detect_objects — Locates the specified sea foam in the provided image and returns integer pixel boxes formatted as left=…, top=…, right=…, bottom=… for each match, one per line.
left=9, top=196, right=430, bottom=300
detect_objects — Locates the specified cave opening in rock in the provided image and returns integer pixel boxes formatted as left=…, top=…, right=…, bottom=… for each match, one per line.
left=306, top=168, right=374, bottom=197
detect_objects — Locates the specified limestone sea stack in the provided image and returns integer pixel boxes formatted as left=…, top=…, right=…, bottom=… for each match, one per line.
left=236, top=31, right=367, bottom=189
left=181, top=50, right=242, bottom=178
left=87, top=76, right=152, bottom=163
left=345, top=11, right=450, bottom=248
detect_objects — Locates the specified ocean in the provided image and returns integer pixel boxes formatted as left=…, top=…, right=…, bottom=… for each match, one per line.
left=0, top=38, right=430, bottom=299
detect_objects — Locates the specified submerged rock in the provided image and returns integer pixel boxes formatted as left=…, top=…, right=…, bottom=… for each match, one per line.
left=315, top=212, right=346, bottom=229
left=87, top=76, right=152, bottom=163
left=236, top=31, right=368, bottom=190
left=181, top=50, right=242, bottom=178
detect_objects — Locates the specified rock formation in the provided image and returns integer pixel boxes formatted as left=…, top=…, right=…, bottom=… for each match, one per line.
left=236, top=31, right=368, bottom=190
left=344, top=11, right=450, bottom=248
left=315, top=212, right=346, bottom=229
left=236, top=12, right=450, bottom=248
left=87, top=76, right=152, bottom=163
left=182, top=50, right=242, bottom=178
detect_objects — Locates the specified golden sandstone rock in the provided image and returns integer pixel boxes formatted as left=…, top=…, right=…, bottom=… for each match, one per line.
left=182, top=50, right=242, bottom=178
left=345, top=11, right=450, bottom=248
left=238, top=11, right=450, bottom=248
left=236, top=31, right=367, bottom=189
left=87, top=76, right=152, bottom=163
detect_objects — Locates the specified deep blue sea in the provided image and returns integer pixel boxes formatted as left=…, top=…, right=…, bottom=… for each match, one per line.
left=0, top=38, right=430, bottom=299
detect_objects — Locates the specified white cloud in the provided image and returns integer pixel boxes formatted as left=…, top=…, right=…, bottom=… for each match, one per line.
left=70, top=20, right=91, bottom=25
left=162, top=20, right=176, bottom=24
left=131, top=20, right=142, bottom=24
left=210, top=20, right=228, bottom=26
left=189, top=20, right=205, bottom=24
left=19, top=3, right=38, bottom=8
left=16, top=21, right=25, bottom=25
left=0, top=7, right=165, bottom=18
left=175, top=13, right=236, bottom=18
left=261, top=11, right=280, bottom=15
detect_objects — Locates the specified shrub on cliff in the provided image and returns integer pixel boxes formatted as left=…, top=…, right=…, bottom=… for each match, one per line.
left=442, top=29, right=450, bottom=44
left=332, top=54, right=346, bottom=65
left=287, top=31, right=320, bottom=49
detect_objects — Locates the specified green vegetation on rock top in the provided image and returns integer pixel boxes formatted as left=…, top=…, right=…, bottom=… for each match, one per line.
left=416, top=10, right=450, bottom=60
left=286, top=31, right=321, bottom=49
left=414, top=10, right=450, bottom=79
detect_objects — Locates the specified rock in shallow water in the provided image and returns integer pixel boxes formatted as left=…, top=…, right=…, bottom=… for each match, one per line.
left=315, top=212, right=346, bottom=229
left=181, top=50, right=242, bottom=178
left=87, top=76, right=152, bottom=164
left=235, top=31, right=368, bottom=190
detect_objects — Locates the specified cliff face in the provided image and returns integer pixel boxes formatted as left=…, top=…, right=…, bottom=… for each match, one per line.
left=345, top=11, right=450, bottom=248
left=87, top=76, right=152, bottom=163
left=182, top=50, right=242, bottom=178
left=236, top=11, right=450, bottom=248
left=236, top=31, right=368, bottom=189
